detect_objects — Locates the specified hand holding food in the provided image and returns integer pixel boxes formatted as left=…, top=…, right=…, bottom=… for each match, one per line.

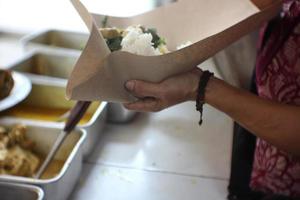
left=124, top=68, right=202, bottom=112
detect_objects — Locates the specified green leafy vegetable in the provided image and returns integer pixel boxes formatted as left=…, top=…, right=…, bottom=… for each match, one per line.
left=105, top=36, right=122, bottom=52
left=141, top=27, right=166, bottom=48
left=102, top=16, right=109, bottom=28
left=158, top=37, right=166, bottom=46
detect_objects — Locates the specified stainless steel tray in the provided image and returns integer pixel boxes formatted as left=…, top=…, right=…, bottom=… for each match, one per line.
left=8, top=51, right=135, bottom=123
left=0, top=182, right=44, bottom=200
left=0, top=119, right=86, bottom=200
left=8, top=51, right=78, bottom=81
left=1, top=76, right=107, bottom=157
left=107, top=103, right=138, bottom=123
left=20, top=29, right=136, bottom=123
left=21, top=30, right=88, bottom=54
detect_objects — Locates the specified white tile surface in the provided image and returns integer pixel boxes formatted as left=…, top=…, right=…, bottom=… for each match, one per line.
left=87, top=102, right=233, bottom=179
left=70, top=163, right=228, bottom=200
left=86, top=61, right=233, bottom=179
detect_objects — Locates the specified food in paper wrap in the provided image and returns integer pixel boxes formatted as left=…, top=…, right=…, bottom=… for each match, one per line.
left=100, top=25, right=168, bottom=55
left=66, top=0, right=281, bottom=103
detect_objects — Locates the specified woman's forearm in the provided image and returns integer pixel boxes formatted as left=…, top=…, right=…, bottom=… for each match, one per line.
left=251, top=0, right=282, bottom=9
left=123, top=67, right=300, bottom=156
left=205, top=77, right=300, bottom=156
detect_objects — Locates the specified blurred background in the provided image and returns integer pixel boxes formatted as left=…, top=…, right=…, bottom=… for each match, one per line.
left=0, top=0, right=167, bottom=32
left=0, top=0, right=257, bottom=88
left=0, top=0, right=173, bottom=67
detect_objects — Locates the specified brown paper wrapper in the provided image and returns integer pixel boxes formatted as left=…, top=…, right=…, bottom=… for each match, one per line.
left=66, top=0, right=281, bottom=103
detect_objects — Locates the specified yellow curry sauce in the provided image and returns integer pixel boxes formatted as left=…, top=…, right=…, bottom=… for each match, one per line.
left=1, top=102, right=100, bottom=125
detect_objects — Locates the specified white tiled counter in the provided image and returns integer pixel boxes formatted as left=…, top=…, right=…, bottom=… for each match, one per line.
left=70, top=60, right=233, bottom=200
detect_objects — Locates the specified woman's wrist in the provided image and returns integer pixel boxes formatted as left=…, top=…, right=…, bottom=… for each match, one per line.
left=188, top=68, right=218, bottom=103
left=188, top=68, right=202, bottom=101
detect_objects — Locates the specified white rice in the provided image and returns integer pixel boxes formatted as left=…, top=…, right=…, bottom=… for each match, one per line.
left=121, top=26, right=162, bottom=56
left=177, top=41, right=192, bottom=50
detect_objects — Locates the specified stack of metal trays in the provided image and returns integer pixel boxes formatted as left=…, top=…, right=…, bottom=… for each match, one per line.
left=21, top=29, right=137, bottom=123
left=0, top=28, right=136, bottom=200
left=0, top=30, right=106, bottom=199
left=0, top=119, right=86, bottom=200
left=0, top=182, right=44, bottom=200
left=0, top=30, right=109, bottom=158
left=6, top=52, right=107, bottom=156
left=21, top=29, right=88, bottom=54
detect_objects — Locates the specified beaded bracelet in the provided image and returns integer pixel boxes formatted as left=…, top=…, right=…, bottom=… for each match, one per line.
left=196, top=70, right=214, bottom=125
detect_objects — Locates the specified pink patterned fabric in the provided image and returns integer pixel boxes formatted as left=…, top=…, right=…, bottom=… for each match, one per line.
left=250, top=0, right=300, bottom=197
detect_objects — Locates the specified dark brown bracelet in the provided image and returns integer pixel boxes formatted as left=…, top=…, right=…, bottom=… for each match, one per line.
left=196, top=70, right=214, bottom=125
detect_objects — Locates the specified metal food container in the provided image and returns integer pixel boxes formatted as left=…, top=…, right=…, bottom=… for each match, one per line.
left=107, top=103, right=138, bottom=123
left=21, top=30, right=88, bottom=54
left=8, top=51, right=135, bottom=123
left=0, top=182, right=44, bottom=200
left=0, top=119, right=86, bottom=200
left=8, top=52, right=78, bottom=81
left=1, top=76, right=107, bottom=157
left=20, top=29, right=136, bottom=123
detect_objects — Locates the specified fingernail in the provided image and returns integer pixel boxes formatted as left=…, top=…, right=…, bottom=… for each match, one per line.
left=125, top=81, right=135, bottom=91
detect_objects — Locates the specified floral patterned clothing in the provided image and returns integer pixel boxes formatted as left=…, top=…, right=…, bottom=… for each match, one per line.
left=250, top=0, right=300, bottom=197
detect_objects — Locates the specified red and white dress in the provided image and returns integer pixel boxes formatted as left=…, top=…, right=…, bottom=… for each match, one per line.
left=250, top=0, right=300, bottom=198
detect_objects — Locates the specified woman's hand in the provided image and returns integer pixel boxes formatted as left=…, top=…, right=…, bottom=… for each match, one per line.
left=123, top=68, right=202, bottom=112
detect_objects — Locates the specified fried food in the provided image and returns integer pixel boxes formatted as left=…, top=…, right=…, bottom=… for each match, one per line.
left=0, top=70, right=14, bottom=100
left=0, top=124, right=40, bottom=177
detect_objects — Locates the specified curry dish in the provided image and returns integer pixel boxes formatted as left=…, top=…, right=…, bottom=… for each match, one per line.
left=0, top=124, right=39, bottom=177
left=3, top=105, right=93, bottom=124
left=0, top=124, right=64, bottom=178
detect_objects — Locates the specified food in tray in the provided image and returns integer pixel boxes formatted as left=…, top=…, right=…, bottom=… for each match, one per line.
left=0, top=124, right=65, bottom=179
left=0, top=124, right=40, bottom=177
left=3, top=105, right=94, bottom=124
left=99, top=25, right=169, bottom=56
left=0, top=83, right=100, bottom=124
left=0, top=70, right=14, bottom=100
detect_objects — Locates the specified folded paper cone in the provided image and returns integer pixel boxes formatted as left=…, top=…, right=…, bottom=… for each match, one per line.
left=66, top=0, right=281, bottom=103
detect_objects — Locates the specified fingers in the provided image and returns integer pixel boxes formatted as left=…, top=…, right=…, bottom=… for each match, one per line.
left=125, top=80, right=161, bottom=98
left=124, top=98, right=163, bottom=112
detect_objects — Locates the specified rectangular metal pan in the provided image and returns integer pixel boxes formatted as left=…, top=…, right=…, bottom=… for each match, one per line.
left=0, top=76, right=107, bottom=157
left=0, top=182, right=44, bottom=200
left=8, top=51, right=78, bottom=81
left=107, top=103, right=138, bottom=123
left=0, top=119, right=86, bottom=200
left=8, top=51, right=135, bottom=123
left=20, top=30, right=135, bottom=123
left=21, top=30, right=88, bottom=54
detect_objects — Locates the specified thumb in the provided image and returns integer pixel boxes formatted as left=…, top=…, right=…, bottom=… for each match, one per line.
left=125, top=80, right=161, bottom=98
